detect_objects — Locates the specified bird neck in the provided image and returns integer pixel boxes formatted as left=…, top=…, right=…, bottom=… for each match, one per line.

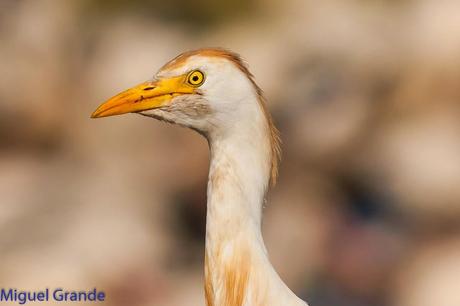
left=204, top=117, right=275, bottom=306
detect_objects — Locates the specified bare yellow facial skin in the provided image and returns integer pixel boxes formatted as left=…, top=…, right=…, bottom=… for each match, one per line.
left=91, top=75, right=194, bottom=118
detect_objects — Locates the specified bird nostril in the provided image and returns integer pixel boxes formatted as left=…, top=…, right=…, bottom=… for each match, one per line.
left=143, top=86, right=155, bottom=91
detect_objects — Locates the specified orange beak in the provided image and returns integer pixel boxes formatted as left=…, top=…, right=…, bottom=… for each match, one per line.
left=91, top=75, right=194, bottom=118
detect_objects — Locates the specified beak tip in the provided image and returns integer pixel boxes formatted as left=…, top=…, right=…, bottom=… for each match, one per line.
left=91, top=107, right=106, bottom=118
left=90, top=79, right=172, bottom=120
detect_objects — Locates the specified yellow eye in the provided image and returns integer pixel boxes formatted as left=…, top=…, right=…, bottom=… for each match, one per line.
left=187, top=70, right=205, bottom=87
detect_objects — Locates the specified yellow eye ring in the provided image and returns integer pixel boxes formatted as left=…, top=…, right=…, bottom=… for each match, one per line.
left=186, top=70, right=205, bottom=87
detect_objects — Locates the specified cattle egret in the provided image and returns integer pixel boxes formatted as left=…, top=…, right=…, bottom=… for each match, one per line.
left=91, top=48, right=308, bottom=306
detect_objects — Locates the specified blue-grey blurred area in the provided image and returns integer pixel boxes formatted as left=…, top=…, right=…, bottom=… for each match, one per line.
left=1, top=0, right=460, bottom=305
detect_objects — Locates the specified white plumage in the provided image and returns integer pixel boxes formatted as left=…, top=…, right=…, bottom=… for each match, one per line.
left=92, top=48, right=307, bottom=306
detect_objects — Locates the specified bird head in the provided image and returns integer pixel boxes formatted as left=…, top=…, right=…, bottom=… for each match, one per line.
left=91, top=48, right=280, bottom=185
left=92, top=49, right=263, bottom=134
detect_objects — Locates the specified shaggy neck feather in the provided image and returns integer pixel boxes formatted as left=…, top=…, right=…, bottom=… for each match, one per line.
left=204, top=99, right=274, bottom=306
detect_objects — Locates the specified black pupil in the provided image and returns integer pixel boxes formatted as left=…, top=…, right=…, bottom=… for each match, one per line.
left=192, top=75, right=199, bottom=82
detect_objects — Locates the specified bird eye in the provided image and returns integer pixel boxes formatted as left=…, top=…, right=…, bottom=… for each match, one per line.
left=186, top=70, right=205, bottom=87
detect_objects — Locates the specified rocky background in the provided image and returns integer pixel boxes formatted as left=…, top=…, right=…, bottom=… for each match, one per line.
left=1, top=0, right=460, bottom=305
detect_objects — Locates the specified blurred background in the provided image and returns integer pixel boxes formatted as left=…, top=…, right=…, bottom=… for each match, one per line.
left=1, top=0, right=460, bottom=305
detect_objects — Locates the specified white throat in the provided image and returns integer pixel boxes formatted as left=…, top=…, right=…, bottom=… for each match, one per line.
left=204, top=94, right=306, bottom=306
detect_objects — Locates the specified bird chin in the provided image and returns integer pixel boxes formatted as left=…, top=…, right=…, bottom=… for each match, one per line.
left=139, top=108, right=210, bottom=138
left=139, top=108, right=177, bottom=125
left=139, top=94, right=213, bottom=134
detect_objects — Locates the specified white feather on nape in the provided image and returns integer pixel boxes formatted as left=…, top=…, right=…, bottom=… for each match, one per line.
left=158, top=48, right=281, bottom=189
